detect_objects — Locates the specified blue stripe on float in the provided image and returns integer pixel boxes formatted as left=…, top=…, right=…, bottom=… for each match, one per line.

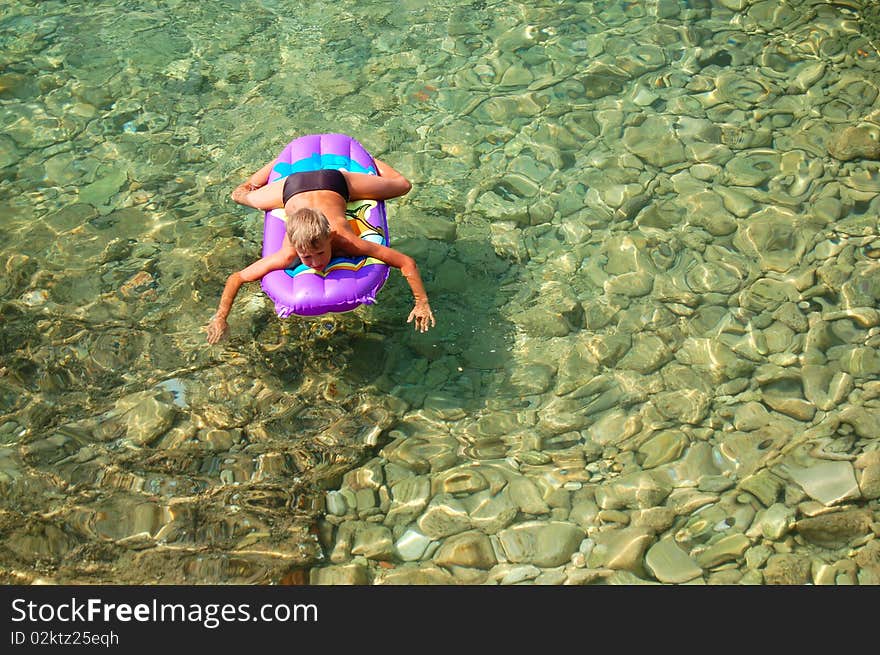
left=273, top=154, right=375, bottom=178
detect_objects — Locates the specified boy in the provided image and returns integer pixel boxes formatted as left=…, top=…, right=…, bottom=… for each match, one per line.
left=206, top=155, right=435, bottom=344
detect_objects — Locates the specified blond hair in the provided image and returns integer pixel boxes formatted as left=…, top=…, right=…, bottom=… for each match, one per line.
left=285, top=207, right=331, bottom=251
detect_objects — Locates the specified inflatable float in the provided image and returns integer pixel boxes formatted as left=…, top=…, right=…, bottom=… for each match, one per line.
left=260, top=133, right=389, bottom=317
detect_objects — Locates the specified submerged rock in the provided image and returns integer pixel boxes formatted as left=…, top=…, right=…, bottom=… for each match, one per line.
left=794, top=509, right=873, bottom=548
left=310, top=563, right=370, bottom=585
left=828, top=124, right=880, bottom=161
left=94, top=390, right=177, bottom=447
left=644, top=537, right=703, bottom=584
left=433, top=531, right=497, bottom=569
left=590, top=526, right=654, bottom=573
left=763, top=554, right=811, bottom=585
left=786, top=461, right=861, bottom=506
left=497, top=521, right=585, bottom=567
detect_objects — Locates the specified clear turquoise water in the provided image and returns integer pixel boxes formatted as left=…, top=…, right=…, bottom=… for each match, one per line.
left=1, top=1, right=879, bottom=585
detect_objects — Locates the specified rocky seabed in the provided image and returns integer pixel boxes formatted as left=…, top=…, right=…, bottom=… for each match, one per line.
left=1, top=0, right=879, bottom=584
left=311, top=0, right=880, bottom=585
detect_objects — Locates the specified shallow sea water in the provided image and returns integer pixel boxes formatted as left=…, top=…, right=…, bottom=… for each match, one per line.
left=1, top=0, right=879, bottom=585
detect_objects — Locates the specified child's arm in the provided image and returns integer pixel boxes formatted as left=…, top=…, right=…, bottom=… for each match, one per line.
left=206, top=248, right=298, bottom=344
left=338, top=235, right=435, bottom=332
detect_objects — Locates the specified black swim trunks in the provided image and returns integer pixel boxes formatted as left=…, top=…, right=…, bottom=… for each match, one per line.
left=282, top=169, right=350, bottom=204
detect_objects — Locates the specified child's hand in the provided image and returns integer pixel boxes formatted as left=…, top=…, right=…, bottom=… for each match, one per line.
left=206, top=315, right=229, bottom=344
left=407, top=301, right=435, bottom=333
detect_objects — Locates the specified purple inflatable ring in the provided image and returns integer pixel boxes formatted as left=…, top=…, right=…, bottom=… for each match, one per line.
left=260, top=133, right=390, bottom=317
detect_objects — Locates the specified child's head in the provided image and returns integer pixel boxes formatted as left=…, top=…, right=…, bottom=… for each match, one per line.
left=285, top=207, right=332, bottom=270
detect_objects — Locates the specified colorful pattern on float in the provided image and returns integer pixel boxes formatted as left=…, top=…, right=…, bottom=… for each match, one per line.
left=259, top=133, right=390, bottom=318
